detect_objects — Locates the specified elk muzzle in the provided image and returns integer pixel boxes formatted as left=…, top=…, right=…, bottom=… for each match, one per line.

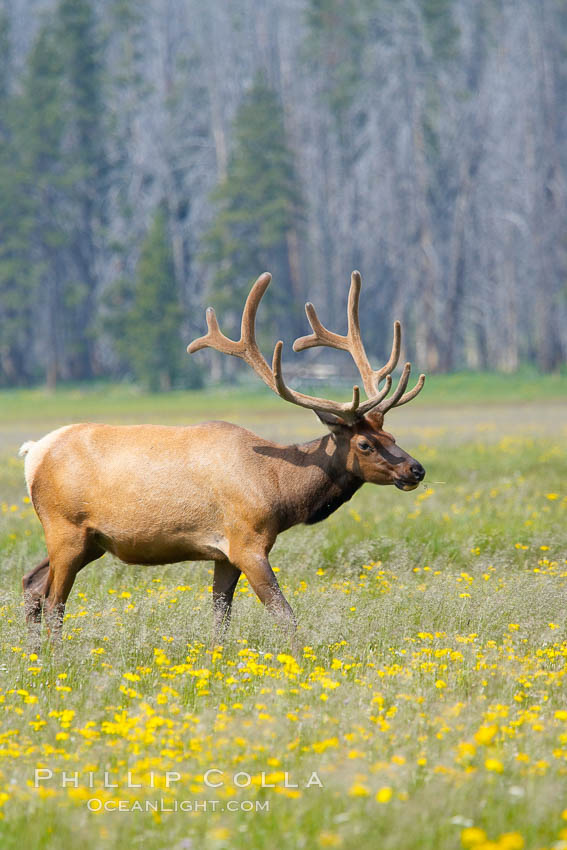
left=393, top=459, right=426, bottom=490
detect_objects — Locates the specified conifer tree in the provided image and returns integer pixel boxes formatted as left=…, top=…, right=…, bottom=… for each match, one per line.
left=204, top=74, right=302, bottom=354
left=55, top=0, right=106, bottom=379
left=0, top=1, right=107, bottom=387
left=0, top=13, right=38, bottom=384
left=17, top=19, right=68, bottom=388
left=105, top=205, right=199, bottom=391
left=305, top=0, right=365, bottom=128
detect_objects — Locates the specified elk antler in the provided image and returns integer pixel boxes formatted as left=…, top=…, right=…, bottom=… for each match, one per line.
left=293, top=271, right=425, bottom=414
left=187, top=273, right=390, bottom=423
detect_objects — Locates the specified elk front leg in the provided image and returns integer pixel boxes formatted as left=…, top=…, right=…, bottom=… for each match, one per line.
left=212, top=560, right=241, bottom=645
left=235, top=551, right=299, bottom=654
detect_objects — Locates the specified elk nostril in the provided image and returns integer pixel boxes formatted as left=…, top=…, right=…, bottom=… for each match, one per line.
left=410, top=462, right=425, bottom=480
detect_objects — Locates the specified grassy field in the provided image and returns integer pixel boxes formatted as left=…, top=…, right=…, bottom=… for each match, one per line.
left=0, top=375, right=566, bottom=850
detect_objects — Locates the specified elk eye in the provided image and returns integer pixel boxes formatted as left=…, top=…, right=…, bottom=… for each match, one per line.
left=358, top=439, right=372, bottom=452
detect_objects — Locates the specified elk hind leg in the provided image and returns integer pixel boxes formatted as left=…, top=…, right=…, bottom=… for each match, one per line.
left=22, top=556, right=50, bottom=650
left=212, top=560, right=241, bottom=646
left=43, top=528, right=103, bottom=643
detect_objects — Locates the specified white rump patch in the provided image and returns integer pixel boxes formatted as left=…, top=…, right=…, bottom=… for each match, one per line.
left=20, top=425, right=75, bottom=496
left=18, top=441, right=35, bottom=457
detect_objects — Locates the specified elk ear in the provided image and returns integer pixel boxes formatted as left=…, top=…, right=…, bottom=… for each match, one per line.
left=314, top=409, right=350, bottom=435
left=364, top=410, right=384, bottom=429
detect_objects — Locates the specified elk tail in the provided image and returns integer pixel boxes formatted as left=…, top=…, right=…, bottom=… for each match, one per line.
left=18, top=441, right=36, bottom=457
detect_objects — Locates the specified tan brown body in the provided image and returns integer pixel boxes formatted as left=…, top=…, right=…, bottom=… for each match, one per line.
left=24, top=420, right=367, bottom=565
left=21, top=271, right=426, bottom=650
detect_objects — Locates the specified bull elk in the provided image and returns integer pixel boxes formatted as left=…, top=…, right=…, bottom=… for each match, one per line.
left=20, top=271, right=425, bottom=651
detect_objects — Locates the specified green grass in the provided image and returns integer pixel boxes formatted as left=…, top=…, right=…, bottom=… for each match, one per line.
left=0, top=384, right=566, bottom=849
left=0, top=369, right=565, bottom=427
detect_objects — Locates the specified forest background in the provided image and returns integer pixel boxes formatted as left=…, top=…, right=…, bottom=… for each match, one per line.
left=0, top=0, right=566, bottom=393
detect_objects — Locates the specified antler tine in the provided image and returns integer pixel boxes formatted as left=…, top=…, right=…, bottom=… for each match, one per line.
left=292, top=271, right=369, bottom=357
left=346, top=270, right=386, bottom=397
left=187, top=273, right=276, bottom=391
left=241, top=272, right=272, bottom=345
left=187, top=304, right=247, bottom=359
left=391, top=373, right=426, bottom=408
left=293, top=271, right=375, bottom=393
left=272, top=341, right=363, bottom=423
left=293, top=304, right=349, bottom=352
left=359, top=373, right=392, bottom=408
left=188, top=271, right=422, bottom=423
left=272, top=341, right=395, bottom=422
left=293, top=271, right=402, bottom=399
left=374, top=321, right=401, bottom=385
left=377, top=362, right=411, bottom=414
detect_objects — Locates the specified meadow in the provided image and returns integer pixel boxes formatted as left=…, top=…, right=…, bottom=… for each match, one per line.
left=0, top=374, right=566, bottom=850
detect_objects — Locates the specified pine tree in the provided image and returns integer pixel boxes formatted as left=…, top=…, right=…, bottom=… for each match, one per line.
left=0, top=2, right=106, bottom=387
left=203, top=74, right=302, bottom=357
left=419, top=0, right=460, bottom=65
left=17, top=19, right=69, bottom=388
left=105, top=205, right=199, bottom=391
left=0, top=120, right=38, bottom=384
left=55, top=0, right=106, bottom=380
left=304, top=0, right=365, bottom=127
left=0, top=12, right=38, bottom=384
left=0, top=10, right=9, bottom=104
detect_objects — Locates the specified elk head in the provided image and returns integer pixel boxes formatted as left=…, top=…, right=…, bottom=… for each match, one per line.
left=188, top=270, right=426, bottom=491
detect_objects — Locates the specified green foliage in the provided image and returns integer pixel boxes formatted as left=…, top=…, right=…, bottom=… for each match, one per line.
left=0, top=140, right=38, bottom=386
left=105, top=205, right=200, bottom=392
left=0, top=15, right=30, bottom=384
left=19, top=21, right=69, bottom=205
left=0, top=19, right=65, bottom=386
left=57, top=0, right=103, bottom=135
left=53, top=0, right=106, bottom=379
left=0, top=0, right=564, bottom=387
left=0, top=10, right=10, bottom=102
left=0, top=1, right=107, bottom=386
left=55, top=0, right=106, bottom=200
left=204, top=74, right=302, bottom=347
left=305, top=0, right=366, bottom=123
left=418, top=0, right=460, bottom=63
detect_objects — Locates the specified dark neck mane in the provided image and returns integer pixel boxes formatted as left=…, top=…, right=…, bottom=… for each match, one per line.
left=304, top=477, right=362, bottom=524
left=268, top=434, right=363, bottom=530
